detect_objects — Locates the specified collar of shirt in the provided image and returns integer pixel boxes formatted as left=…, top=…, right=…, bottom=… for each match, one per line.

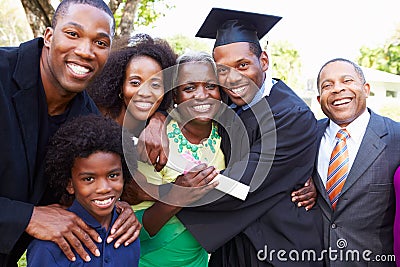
left=318, top=109, right=370, bottom=186
left=326, top=108, right=370, bottom=145
left=230, top=77, right=276, bottom=111
left=68, top=199, right=118, bottom=234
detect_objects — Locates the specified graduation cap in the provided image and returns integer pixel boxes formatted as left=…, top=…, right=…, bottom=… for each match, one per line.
left=196, top=8, right=282, bottom=47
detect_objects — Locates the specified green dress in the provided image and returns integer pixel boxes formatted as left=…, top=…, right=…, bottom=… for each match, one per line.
left=133, top=120, right=225, bottom=267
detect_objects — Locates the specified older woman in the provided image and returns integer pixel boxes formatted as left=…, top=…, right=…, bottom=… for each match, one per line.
left=129, top=51, right=224, bottom=267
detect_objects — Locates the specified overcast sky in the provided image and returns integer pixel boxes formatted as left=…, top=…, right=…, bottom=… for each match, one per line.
left=136, top=0, right=400, bottom=77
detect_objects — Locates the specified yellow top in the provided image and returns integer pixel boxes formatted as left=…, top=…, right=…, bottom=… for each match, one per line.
left=132, top=119, right=225, bottom=211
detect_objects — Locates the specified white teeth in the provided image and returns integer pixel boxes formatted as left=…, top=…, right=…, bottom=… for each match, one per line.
left=333, top=98, right=351, bottom=105
left=68, top=63, right=89, bottom=75
left=135, top=102, right=152, bottom=108
left=232, top=87, right=245, bottom=94
left=193, top=104, right=211, bottom=112
left=93, top=198, right=112, bottom=206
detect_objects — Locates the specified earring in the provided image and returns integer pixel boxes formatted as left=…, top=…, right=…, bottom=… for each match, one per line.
left=118, top=92, right=123, bottom=99
left=173, top=103, right=178, bottom=108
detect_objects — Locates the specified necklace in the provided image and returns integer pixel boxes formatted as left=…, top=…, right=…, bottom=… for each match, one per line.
left=167, top=122, right=220, bottom=160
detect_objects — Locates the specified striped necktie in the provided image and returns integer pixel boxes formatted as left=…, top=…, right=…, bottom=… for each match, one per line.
left=326, top=129, right=350, bottom=209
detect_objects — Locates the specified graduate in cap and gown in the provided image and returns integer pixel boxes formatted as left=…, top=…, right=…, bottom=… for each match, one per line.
left=175, top=8, right=324, bottom=267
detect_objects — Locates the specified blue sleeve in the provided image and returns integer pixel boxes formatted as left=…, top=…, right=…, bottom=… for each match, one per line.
left=27, top=240, right=60, bottom=267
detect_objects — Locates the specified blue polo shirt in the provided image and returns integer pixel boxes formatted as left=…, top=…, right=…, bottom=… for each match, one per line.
left=27, top=200, right=140, bottom=266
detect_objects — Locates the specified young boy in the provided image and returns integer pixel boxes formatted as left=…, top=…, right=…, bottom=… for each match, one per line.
left=27, top=114, right=140, bottom=266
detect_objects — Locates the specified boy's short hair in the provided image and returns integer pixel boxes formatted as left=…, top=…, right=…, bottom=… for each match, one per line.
left=45, top=114, right=135, bottom=203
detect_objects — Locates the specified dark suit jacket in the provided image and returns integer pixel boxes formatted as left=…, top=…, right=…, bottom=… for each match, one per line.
left=314, top=110, right=400, bottom=267
left=178, top=80, right=324, bottom=266
left=0, top=38, right=99, bottom=266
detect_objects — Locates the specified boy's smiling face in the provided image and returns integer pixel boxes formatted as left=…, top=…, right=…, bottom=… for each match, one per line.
left=67, top=152, right=124, bottom=229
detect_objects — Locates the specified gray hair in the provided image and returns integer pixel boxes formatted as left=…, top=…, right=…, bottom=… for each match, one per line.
left=172, top=51, right=217, bottom=89
left=317, top=58, right=366, bottom=93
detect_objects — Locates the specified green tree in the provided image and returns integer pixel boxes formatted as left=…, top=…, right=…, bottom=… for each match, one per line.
left=166, top=34, right=211, bottom=55
left=357, top=25, right=400, bottom=122
left=266, top=40, right=302, bottom=89
left=18, top=0, right=172, bottom=38
left=357, top=23, right=400, bottom=75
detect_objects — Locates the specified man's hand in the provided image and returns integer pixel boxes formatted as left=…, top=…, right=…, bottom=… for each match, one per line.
left=108, top=201, right=141, bottom=248
left=26, top=205, right=101, bottom=262
left=291, top=177, right=317, bottom=211
left=142, top=164, right=219, bottom=236
left=164, top=164, right=219, bottom=206
left=137, top=111, right=168, bottom=171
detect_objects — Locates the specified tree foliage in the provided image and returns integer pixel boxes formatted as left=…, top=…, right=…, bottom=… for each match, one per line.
left=135, top=0, right=172, bottom=27
left=357, top=23, right=400, bottom=75
left=18, top=0, right=171, bottom=38
left=266, top=40, right=302, bottom=89
left=166, top=34, right=211, bottom=56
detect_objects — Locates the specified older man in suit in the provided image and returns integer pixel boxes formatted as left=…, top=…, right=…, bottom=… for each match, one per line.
left=314, top=58, right=400, bottom=266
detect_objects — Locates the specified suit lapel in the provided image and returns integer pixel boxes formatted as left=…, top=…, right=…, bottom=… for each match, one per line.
left=12, top=86, right=40, bottom=190
left=340, top=111, right=387, bottom=196
left=314, top=119, right=332, bottom=208
left=229, top=118, right=247, bottom=162
left=219, top=106, right=247, bottom=164
left=11, top=39, right=42, bottom=192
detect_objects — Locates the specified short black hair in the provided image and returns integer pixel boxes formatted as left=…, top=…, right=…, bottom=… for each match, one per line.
left=316, top=58, right=366, bottom=93
left=248, top=42, right=262, bottom=58
left=212, top=41, right=262, bottom=59
left=87, top=33, right=177, bottom=119
left=45, top=114, right=135, bottom=203
left=52, top=0, right=115, bottom=35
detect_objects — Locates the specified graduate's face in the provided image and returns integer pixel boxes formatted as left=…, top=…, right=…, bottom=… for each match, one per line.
left=67, top=152, right=124, bottom=228
left=42, top=4, right=113, bottom=96
left=174, top=62, right=221, bottom=123
left=317, top=61, right=370, bottom=127
left=213, top=42, right=268, bottom=107
left=123, top=56, right=164, bottom=121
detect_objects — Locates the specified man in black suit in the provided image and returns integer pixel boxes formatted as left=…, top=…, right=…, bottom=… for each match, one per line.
left=0, top=1, right=139, bottom=266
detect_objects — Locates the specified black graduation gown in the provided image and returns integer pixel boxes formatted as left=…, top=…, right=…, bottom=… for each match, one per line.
left=177, top=80, right=324, bottom=266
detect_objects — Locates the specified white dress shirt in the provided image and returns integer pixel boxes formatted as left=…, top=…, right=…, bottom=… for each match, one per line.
left=229, top=77, right=276, bottom=111
left=317, top=109, right=371, bottom=186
